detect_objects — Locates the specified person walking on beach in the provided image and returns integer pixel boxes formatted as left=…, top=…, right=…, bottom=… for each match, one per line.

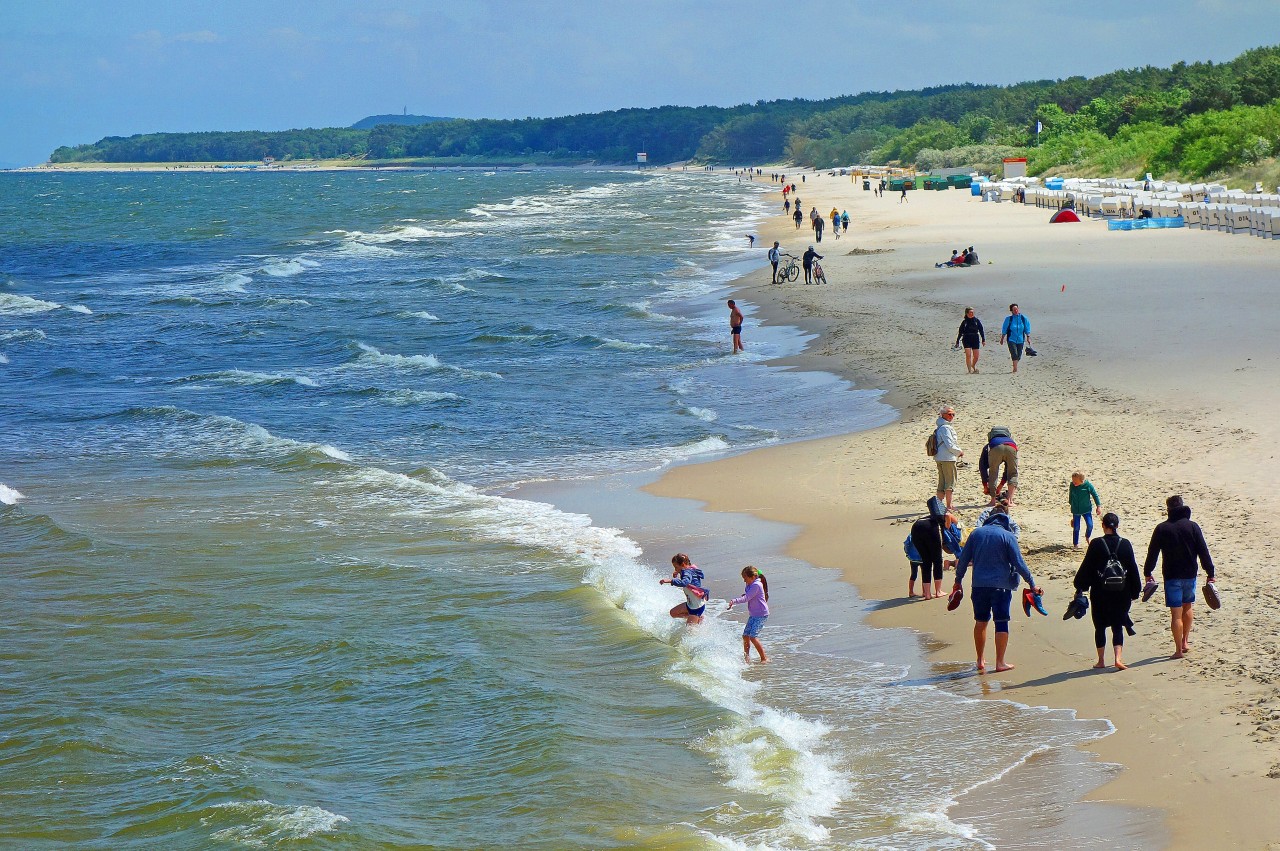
left=813, top=214, right=824, bottom=242
left=1068, top=472, right=1102, bottom=548
left=955, top=307, right=985, bottom=373
left=953, top=504, right=1042, bottom=673
left=727, top=300, right=744, bottom=353
left=841, top=210, right=849, bottom=233
left=801, top=246, right=822, bottom=285
left=899, top=186, right=908, bottom=203
left=727, top=566, right=769, bottom=663
left=1143, top=495, right=1217, bottom=659
left=659, top=553, right=708, bottom=625
left=932, top=405, right=964, bottom=510
left=999, top=304, right=1032, bottom=373
left=793, top=207, right=803, bottom=230
left=768, top=241, right=781, bottom=283
left=979, top=426, right=1018, bottom=505
left=784, top=198, right=791, bottom=214
left=1073, top=512, right=1141, bottom=670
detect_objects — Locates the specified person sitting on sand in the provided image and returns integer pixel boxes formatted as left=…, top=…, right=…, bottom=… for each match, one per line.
left=1073, top=512, right=1141, bottom=670
left=964, top=246, right=979, bottom=265
left=953, top=504, right=1042, bottom=674
left=936, top=249, right=960, bottom=268
left=1143, top=495, right=1217, bottom=659
left=727, top=566, right=770, bottom=663
left=659, top=553, right=709, bottom=625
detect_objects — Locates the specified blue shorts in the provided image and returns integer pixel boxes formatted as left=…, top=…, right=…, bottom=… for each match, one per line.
left=1165, top=577, right=1197, bottom=608
left=971, top=587, right=1013, bottom=628
left=687, top=604, right=706, bottom=618
left=743, top=615, right=768, bottom=638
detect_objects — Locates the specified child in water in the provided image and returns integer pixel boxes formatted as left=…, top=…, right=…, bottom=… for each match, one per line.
left=727, top=566, right=770, bottom=663
left=659, top=553, right=708, bottom=624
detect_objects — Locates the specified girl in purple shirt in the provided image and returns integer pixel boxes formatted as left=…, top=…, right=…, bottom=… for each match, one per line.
left=727, top=566, right=770, bottom=663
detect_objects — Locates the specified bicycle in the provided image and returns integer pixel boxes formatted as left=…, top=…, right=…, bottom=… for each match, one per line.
left=775, top=254, right=800, bottom=283
left=812, top=261, right=829, bottom=285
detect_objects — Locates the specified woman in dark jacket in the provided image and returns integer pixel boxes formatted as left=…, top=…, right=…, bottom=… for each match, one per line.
left=955, top=307, right=985, bottom=374
left=1072, top=512, right=1142, bottom=669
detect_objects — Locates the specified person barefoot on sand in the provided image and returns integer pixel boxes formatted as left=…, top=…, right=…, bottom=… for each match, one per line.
left=953, top=504, right=1041, bottom=674
left=727, top=566, right=769, bottom=663
left=1073, top=513, right=1141, bottom=670
left=659, top=553, right=708, bottom=625
left=727, top=300, right=744, bottom=353
left=955, top=307, right=985, bottom=373
left=1143, top=495, right=1217, bottom=659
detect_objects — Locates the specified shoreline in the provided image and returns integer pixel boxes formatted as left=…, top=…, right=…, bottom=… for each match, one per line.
left=648, top=171, right=1280, bottom=848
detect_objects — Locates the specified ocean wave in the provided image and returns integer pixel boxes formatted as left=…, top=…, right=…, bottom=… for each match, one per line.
left=260, top=297, right=312, bottom=309
left=335, top=241, right=400, bottom=259
left=0, top=329, right=46, bottom=343
left=329, top=225, right=452, bottom=244
left=398, top=310, right=439, bottom=321
left=0, top=483, right=25, bottom=505
left=349, top=342, right=502, bottom=380
left=203, top=800, right=349, bottom=846
left=684, top=406, right=718, bottom=422
left=216, top=272, right=252, bottom=293
left=0, top=294, right=61, bottom=315
left=67, top=304, right=93, bottom=314
left=178, top=369, right=319, bottom=388
left=377, top=388, right=462, bottom=406
left=261, top=257, right=319, bottom=277
left=0, top=353, right=8, bottom=363
left=595, top=337, right=662, bottom=352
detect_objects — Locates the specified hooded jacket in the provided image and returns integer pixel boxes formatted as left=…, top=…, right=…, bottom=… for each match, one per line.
left=954, top=513, right=1035, bottom=590
left=1143, top=504, right=1215, bottom=580
left=933, top=417, right=962, bottom=462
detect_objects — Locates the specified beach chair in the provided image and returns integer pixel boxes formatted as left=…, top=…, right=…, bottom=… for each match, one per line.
left=1179, top=203, right=1201, bottom=228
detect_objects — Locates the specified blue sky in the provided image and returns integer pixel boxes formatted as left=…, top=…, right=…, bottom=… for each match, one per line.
left=2, top=0, right=1277, bottom=166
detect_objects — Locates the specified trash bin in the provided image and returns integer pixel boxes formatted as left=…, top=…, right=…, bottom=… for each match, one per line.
left=863, top=179, right=871, bottom=190
left=970, top=183, right=983, bottom=197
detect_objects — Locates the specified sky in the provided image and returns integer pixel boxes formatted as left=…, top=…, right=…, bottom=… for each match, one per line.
left=2, top=0, right=1278, bottom=167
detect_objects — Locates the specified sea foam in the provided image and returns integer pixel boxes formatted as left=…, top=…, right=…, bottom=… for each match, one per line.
left=0, top=483, right=25, bottom=505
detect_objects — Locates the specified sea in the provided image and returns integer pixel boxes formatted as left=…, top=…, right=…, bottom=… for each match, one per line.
left=0, top=168, right=1148, bottom=849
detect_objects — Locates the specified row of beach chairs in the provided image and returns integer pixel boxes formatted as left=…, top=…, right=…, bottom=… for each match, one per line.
left=989, top=180, right=1280, bottom=238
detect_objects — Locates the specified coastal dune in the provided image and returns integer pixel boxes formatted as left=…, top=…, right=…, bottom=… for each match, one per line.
left=650, top=172, right=1280, bottom=848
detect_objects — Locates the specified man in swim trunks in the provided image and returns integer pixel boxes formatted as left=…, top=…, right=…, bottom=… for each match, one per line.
left=727, top=299, right=744, bottom=353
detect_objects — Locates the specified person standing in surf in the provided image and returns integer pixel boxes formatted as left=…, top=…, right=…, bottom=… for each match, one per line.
left=727, top=300, right=744, bottom=353
left=727, top=566, right=770, bottom=663
left=660, top=553, right=708, bottom=625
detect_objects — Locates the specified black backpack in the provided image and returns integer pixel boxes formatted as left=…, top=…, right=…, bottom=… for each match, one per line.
left=1097, top=537, right=1126, bottom=588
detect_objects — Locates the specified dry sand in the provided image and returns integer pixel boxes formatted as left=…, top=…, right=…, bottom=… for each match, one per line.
left=649, top=171, right=1280, bottom=849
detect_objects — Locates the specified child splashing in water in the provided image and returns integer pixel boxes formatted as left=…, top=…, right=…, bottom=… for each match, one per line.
left=659, top=553, right=708, bottom=624
left=727, top=566, right=770, bottom=663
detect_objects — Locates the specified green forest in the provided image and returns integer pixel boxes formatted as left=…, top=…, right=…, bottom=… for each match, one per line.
left=49, top=45, right=1280, bottom=181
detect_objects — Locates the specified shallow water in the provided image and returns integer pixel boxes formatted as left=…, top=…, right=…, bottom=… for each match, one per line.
left=0, top=169, right=1132, bottom=849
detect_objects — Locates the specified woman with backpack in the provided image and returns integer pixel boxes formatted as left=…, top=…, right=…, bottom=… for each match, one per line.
left=1072, top=512, right=1142, bottom=670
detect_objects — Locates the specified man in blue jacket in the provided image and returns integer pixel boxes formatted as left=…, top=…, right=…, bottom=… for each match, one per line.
left=952, top=505, right=1042, bottom=673
left=998, top=304, right=1031, bottom=373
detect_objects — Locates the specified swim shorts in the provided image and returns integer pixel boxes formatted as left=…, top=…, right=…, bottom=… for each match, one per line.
left=743, top=615, right=768, bottom=637
left=971, top=586, right=1012, bottom=624
left=731, top=325, right=743, bottom=335
left=1165, top=577, right=1197, bottom=608
left=687, top=604, right=706, bottom=618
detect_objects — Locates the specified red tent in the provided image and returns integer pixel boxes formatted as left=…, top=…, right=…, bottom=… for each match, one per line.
left=1049, top=209, right=1081, bottom=223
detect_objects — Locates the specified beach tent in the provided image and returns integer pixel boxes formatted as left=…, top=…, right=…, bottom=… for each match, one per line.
left=1049, top=209, right=1081, bottom=223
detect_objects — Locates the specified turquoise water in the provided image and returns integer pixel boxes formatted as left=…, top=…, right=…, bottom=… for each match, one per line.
left=0, top=169, right=1119, bottom=849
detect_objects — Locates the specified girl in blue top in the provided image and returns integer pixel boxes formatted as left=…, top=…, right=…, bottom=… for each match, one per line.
left=659, top=553, right=708, bottom=624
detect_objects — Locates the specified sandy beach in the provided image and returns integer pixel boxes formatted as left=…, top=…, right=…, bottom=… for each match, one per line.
left=650, top=172, right=1280, bottom=848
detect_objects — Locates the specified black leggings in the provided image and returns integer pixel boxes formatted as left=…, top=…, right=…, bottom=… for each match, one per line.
left=1094, top=625, right=1124, bottom=648
left=911, top=528, right=944, bottom=582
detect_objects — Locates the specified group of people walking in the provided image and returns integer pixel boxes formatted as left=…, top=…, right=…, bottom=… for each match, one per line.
left=925, top=405, right=1218, bottom=672
left=953, top=304, right=1034, bottom=374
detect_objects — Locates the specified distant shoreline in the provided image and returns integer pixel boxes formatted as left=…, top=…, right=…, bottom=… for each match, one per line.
left=11, top=158, right=669, bottom=173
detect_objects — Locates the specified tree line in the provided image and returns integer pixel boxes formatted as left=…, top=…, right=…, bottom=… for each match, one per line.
left=49, top=45, right=1280, bottom=179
